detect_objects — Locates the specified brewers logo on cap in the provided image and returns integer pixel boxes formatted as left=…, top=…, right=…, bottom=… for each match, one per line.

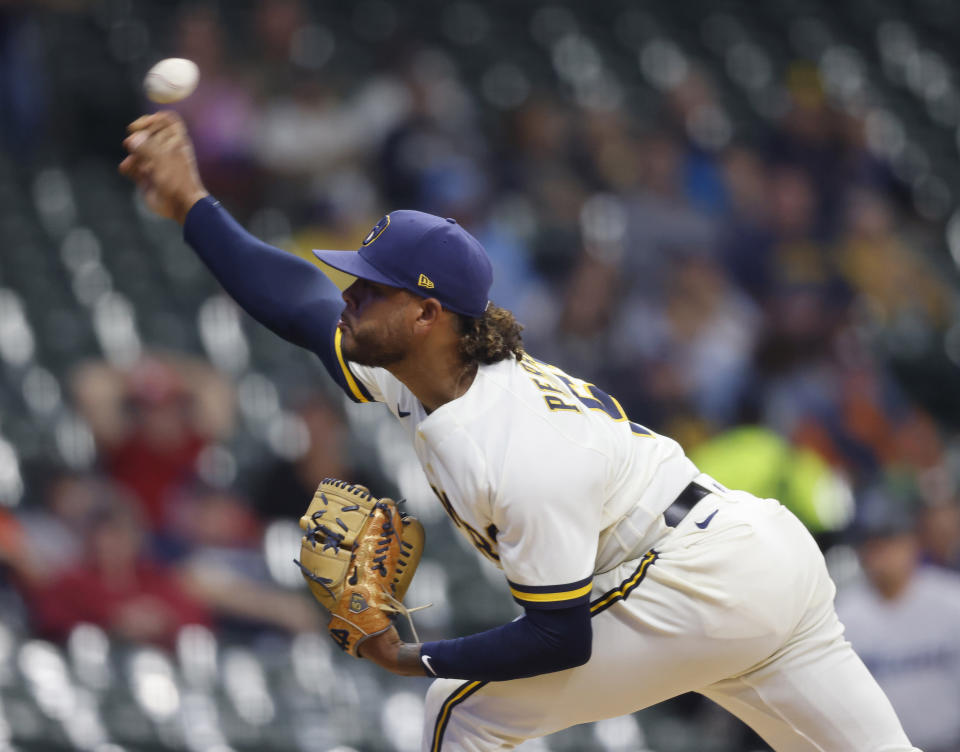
left=362, top=215, right=390, bottom=246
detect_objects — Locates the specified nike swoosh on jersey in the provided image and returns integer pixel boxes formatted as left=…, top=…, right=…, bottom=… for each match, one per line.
left=397, top=404, right=411, bottom=417
left=695, top=509, right=719, bottom=529
left=421, top=654, right=437, bottom=676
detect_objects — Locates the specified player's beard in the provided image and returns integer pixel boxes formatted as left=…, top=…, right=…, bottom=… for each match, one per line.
left=340, top=318, right=410, bottom=367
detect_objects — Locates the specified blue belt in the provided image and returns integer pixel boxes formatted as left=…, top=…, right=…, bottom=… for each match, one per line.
left=663, top=482, right=713, bottom=527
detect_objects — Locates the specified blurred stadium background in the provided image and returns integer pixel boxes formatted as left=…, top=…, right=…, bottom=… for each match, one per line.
left=2, top=0, right=960, bottom=750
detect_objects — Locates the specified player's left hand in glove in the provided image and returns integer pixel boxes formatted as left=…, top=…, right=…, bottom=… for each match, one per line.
left=296, top=479, right=426, bottom=657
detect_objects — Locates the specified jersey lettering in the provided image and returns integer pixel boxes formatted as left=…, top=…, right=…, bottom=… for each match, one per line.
left=431, top=485, right=500, bottom=564
left=531, top=361, right=652, bottom=437
left=520, top=358, right=583, bottom=413
left=531, top=377, right=562, bottom=394
left=544, top=394, right=580, bottom=412
left=520, top=358, right=547, bottom=377
left=432, top=482, right=465, bottom=527
left=463, top=525, right=500, bottom=563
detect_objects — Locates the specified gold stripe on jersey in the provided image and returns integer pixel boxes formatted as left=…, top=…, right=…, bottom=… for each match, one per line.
left=334, top=327, right=371, bottom=403
left=508, top=577, right=593, bottom=608
left=589, top=550, right=658, bottom=616
left=431, top=680, right=488, bottom=752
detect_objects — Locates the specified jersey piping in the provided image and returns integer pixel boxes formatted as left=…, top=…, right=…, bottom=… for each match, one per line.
left=333, top=327, right=374, bottom=403
left=589, top=550, right=659, bottom=616
left=431, top=680, right=488, bottom=752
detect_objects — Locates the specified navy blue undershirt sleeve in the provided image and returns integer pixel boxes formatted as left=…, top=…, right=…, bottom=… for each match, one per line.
left=419, top=602, right=592, bottom=681
left=182, top=197, right=373, bottom=401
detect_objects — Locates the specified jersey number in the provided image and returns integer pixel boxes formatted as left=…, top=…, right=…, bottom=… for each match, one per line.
left=430, top=485, right=500, bottom=565
left=554, top=374, right=650, bottom=436
left=522, top=358, right=652, bottom=437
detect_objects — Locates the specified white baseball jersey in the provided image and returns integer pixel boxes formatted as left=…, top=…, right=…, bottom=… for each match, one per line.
left=339, top=346, right=698, bottom=609
left=335, top=343, right=917, bottom=752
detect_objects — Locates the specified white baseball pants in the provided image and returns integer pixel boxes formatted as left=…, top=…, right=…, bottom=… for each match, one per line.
left=421, top=488, right=919, bottom=751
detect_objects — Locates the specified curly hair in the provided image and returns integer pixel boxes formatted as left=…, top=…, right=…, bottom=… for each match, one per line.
left=457, top=303, right=525, bottom=365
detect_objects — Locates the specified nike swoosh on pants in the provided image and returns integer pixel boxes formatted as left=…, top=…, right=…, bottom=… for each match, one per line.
left=695, top=509, right=719, bottom=529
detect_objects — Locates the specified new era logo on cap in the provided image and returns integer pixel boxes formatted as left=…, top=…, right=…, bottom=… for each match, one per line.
left=312, top=210, right=493, bottom=318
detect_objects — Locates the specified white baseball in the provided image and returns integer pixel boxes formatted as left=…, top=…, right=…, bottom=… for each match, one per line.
left=143, top=58, right=199, bottom=104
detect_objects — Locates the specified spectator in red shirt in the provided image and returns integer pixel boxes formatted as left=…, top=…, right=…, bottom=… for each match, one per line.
left=72, top=354, right=234, bottom=530
left=25, top=497, right=212, bottom=647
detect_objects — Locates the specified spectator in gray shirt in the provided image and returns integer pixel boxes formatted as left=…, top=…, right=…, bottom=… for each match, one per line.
left=837, top=487, right=960, bottom=752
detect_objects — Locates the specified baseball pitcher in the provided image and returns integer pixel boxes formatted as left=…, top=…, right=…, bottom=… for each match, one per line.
left=120, top=112, right=919, bottom=752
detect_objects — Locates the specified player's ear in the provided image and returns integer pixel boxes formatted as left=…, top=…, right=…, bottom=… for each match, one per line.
left=413, top=297, right=444, bottom=330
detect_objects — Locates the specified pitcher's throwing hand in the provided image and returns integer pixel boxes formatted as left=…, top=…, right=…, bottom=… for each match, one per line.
left=119, top=111, right=209, bottom=224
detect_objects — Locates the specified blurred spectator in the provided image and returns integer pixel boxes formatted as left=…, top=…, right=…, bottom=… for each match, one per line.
left=919, top=496, right=960, bottom=572
left=536, top=254, right=621, bottom=388
left=170, top=4, right=261, bottom=214
left=255, top=71, right=409, bottom=181
left=661, top=67, right=730, bottom=215
left=837, top=487, right=960, bottom=752
left=837, top=188, right=952, bottom=331
left=763, top=166, right=837, bottom=294
left=621, top=253, right=760, bottom=427
left=72, top=354, right=234, bottom=531
left=755, top=283, right=845, bottom=387
left=769, top=353, right=945, bottom=485
left=378, top=50, right=481, bottom=214
left=0, top=508, right=30, bottom=631
left=251, top=394, right=389, bottom=522
left=471, top=205, right=546, bottom=330
left=23, top=496, right=212, bottom=647
left=621, top=131, right=717, bottom=294
left=574, top=109, right=642, bottom=195
left=0, top=508, right=25, bottom=570
left=0, top=9, right=48, bottom=159
left=755, top=286, right=947, bottom=486
left=168, top=483, right=322, bottom=636
left=717, top=145, right=774, bottom=299
left=14, top=469, right=111, bottom=585
left=765, top=62, right=855, bottom=238
left=255, top=12, right=412, bottom=189
left=505, top=97, right=585, bottom=283
left=252, top=0, right=308, bottom=73
left=689, top=423, right=853, bottom=535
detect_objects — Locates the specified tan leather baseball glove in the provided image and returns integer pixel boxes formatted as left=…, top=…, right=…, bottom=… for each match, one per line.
left=296, top=479, right=426, bottom=657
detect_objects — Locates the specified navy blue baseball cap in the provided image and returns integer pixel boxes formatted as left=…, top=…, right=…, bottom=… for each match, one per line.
left=847, top=486, right=917, bottom=543
left=312, top=210, right=493, bottom=318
